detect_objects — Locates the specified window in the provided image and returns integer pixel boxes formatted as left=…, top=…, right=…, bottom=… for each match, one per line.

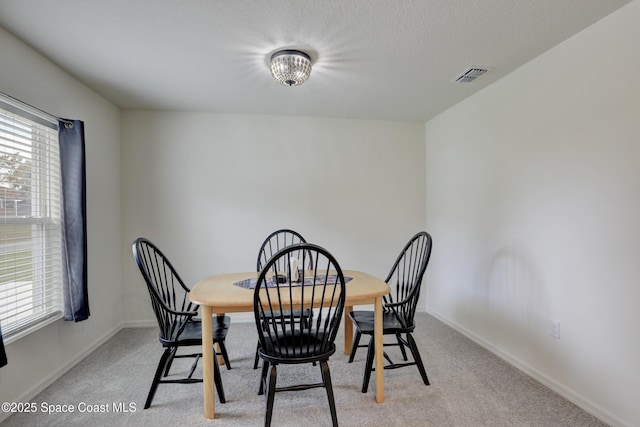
left=0, top=98, right=63, bottom=342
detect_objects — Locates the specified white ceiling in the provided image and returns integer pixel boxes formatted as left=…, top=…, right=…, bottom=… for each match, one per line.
left=0, top=0, right=631, bottom=122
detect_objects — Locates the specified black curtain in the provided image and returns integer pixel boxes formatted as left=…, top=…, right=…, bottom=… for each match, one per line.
left=0, top=322, right=6, bottom=368
left=59, top=119, right=89, bottom=321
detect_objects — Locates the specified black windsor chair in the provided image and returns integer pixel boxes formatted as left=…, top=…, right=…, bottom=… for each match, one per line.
left=253, top=229, right=313, bottom=369
left=132, top=237, right=230, bottom=409
left=254, top=243, right=346, bottom=427
left=347, top=231, right=433, bottom=393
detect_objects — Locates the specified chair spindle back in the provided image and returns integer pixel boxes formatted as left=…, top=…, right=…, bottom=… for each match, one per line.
left=132, top=238, right=197, bottom=342
left=384, top=231, right=433, bottom=328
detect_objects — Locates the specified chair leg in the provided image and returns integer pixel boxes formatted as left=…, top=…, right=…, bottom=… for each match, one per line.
left=258, top=360, right=269, bottom=395
left=362, top=337, right=375, bottom=393
left=163, top=347, right=178, bottom=377
left=406, top=333, right=429, bottom=386
left=396, top=333, right=408, bottom=361
left=264, top=364, right=277, bottom=427
left=216, top=339, right=232, bottom=369
left=187, top=355, right=200, bottom=379
left=213, top=353, right=226, bottom=403
left=348, top=329, right=362, bottom=363
left=320, top=360, right=338, bottom=427
left=253, top=341, right=261, bottom=369
left=145, top=348, right=172, bottom=409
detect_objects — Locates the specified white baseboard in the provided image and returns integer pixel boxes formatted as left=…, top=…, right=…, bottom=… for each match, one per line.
left=426, top=310, right=627, bottom=427
left=121, top=312, right=255, bottom=330
left=120, top=320, right=156, bottom=328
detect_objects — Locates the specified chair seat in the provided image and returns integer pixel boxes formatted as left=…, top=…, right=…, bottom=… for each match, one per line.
left=348, top=310, right=414, bottom=335
left=160, top=316, right=230, bottom=347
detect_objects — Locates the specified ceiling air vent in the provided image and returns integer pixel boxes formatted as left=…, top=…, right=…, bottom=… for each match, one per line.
left=453, top=67, right=492, bottom=83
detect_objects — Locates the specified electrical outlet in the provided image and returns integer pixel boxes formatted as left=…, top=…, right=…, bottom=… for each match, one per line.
left=550, top=321, right=560, bottom=339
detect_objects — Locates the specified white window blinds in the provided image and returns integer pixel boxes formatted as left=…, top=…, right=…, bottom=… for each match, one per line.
left=0, top=98, right=63, bottom=340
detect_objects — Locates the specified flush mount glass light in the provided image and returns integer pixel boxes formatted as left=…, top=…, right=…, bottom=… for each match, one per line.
left=270, top=50, right=312, bottom=87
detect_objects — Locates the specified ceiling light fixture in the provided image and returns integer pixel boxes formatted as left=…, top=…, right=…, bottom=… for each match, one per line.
left=270, top=49, right=312, bottom=87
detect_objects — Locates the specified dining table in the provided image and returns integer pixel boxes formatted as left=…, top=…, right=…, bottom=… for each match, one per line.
left=189, top=269, right=390, bottom=420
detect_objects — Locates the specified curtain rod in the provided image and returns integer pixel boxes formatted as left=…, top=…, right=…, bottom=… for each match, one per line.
left=0, top=91, right=75, bottom=128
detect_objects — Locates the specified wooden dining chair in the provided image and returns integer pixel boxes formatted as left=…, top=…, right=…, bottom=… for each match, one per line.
left=347, top=231, right=433, bottom=393
left=254, top=243, right=346, bottom=427
left=132, top=237, right=230, bottom=408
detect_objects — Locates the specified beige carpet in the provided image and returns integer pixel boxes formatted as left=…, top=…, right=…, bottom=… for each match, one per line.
left=2, top=313, right=607, bottom=427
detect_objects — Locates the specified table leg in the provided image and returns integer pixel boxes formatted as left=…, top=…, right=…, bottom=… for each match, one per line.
left=374, top=296, right=384, bottom=403
left=344, top=304, right=354, bottom=354
left=215, top=313, right=226, bottom=366
left=201, top=305, right=215, bottom=419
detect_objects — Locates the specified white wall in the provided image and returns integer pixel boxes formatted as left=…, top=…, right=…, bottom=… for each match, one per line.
left=121, top=111, right=426, bottom=323
left=424, top=2, right=640, bottom=426
left=0, top=27, right=122, bottom=418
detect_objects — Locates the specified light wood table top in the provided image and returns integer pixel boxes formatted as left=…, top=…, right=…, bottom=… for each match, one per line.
left=190, top=269, right=389, bottom=310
